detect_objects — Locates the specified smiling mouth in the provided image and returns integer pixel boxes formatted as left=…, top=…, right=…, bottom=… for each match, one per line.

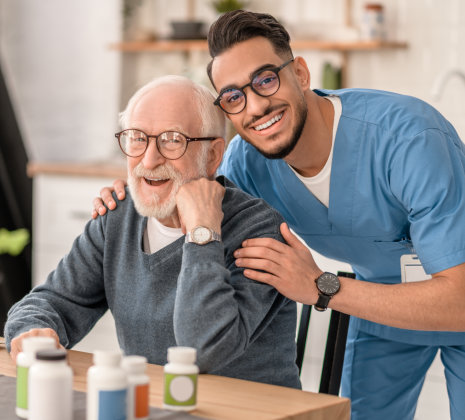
left=144, top=177, right=169, bottom=186
left=253, top=112, right=283, bottom=131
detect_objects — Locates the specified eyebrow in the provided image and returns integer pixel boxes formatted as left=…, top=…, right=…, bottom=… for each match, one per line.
left=219, top=63, right=279, bottom=94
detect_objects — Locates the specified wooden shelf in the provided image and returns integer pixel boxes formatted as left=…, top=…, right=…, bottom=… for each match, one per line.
left=109, top=39, right=408, bottom=53
left=27, top=161, right=127, bottom=179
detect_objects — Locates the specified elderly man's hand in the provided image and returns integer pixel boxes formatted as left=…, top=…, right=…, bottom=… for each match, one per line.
left=9, top=328, right=62, bottom=363
left=176, top=178, right=225, bottom=235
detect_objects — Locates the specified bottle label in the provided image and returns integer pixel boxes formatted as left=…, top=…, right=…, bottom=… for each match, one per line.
left=16, top=365, right=29, bottom=410
left=134, top=383, right=149, bottom=418
left=164, top=374, right=197, bottom=407
left=98, top=388, right=127, bottom=420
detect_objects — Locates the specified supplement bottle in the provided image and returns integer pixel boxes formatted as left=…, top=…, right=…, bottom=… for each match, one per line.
left=28, top=348, right=73, bottom=420
left=122, top=355, right=150, bottom=420
left=163, top=346, right=199, bottom=411
left=87, top=350, right=128, bottom=420
left=16, top=336, right=56, bottom=418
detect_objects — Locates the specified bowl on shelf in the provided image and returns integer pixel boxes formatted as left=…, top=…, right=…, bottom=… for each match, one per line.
left=170, top=21, right=206, bottom=40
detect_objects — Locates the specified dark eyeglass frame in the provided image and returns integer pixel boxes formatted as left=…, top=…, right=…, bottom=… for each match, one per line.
left=214, top=58, right=294, bottom=115
left=115, top=129, right=217, bottom=160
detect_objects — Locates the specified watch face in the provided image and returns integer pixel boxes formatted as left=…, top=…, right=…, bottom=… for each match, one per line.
left=192, top=227, right=211, bottom=244
left=317, top=272, right=340, bottom=295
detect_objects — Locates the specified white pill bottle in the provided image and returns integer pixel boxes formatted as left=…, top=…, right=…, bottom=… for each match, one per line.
left=163, top=346, right=199, bottom=411
left=28, top=348, right=73, bottom=420
left=121, top=355, right=150, bottom=420
left=16, top=336, right=56, bottom=418
left=87, top=351, right=128, bottom=420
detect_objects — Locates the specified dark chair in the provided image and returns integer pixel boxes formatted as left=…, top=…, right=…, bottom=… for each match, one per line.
left=295, top=271, right=353, bottom=395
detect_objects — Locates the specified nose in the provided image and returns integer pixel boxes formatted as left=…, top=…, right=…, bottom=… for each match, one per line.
left=244, top=88, right=271, bottom=116
left=141, top=138, right=165, bottom=168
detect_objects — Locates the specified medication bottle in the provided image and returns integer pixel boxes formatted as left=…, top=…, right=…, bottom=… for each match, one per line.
left=16, top=336, right=56, bottom=418
left=121, top=356, right=150, bottom=420
left=28, top=349, right=73, bottom=420
left=87, top=350, right=128, bottom=420
left=163, top=346, right=198, bottom=411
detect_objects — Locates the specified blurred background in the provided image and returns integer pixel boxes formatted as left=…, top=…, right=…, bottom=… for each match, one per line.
left=1, top=1, right=464, bottom=418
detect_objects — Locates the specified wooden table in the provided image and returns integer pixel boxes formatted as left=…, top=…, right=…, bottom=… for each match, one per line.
left=0, top=345, right=350, bottom=420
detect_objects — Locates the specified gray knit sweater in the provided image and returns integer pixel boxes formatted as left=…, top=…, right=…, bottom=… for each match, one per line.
left=5, top=176, right=301, bottom=388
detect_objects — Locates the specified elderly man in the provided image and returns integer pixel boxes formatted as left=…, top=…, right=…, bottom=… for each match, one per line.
left=4, top=75, right=301, bottom=389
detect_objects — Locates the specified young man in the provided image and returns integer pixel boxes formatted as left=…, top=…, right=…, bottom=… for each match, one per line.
left=95, top=10, right=465, bottom=419
left=4, top=75, right=301, bottom=389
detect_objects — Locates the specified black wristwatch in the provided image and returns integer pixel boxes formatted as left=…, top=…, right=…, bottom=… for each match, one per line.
left=314, top=272, right=340, bottom=312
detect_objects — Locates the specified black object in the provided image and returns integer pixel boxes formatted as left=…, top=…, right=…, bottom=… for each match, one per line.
left=314, top=272, right=340, bottom=312
left=36, top=349, right=67, bottom=361
left=0, top=60, right=33, bottom=330
left=295, top=271, right=354, bottom=395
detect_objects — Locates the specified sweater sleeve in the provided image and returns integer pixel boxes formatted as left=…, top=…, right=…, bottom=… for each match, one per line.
left=173, top=193, right=290, bottom=373
left=4, top=217, right=108, bottom=351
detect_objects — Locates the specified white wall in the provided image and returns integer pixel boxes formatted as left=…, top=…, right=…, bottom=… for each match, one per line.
left=346, top=0, right=465, bottom=140
left=0, top=0, right=123, bottom=162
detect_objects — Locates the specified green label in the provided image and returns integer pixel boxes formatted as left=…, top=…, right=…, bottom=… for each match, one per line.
left=163, top=373, right=197, bottom=407
left=16, top=365, right=29, bottom=410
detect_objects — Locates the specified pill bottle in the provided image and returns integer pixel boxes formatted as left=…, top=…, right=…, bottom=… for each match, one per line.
left=28, top=349, right=73, bottom=420
left=16, top=336, right=56, bottom=418
left=87, top=350, right=128, bottom=420
left=122, top=355, right=150, bottom=420
left=163, top=346, right=199, bottom=411
left=360, top=3, right=385, bottom=41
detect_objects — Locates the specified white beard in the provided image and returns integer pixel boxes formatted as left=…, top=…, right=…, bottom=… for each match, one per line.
left=128, top=147, right=209, bottom=220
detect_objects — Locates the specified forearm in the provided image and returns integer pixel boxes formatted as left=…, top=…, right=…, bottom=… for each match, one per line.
left=332, top=263, right=465, bottom=331
left=174, top=241, right=279, bottom=372
left=5, top=220, right=109, bottom=349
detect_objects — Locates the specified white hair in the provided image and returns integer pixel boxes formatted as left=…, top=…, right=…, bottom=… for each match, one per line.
left=119, top=75, right=226, bottom=139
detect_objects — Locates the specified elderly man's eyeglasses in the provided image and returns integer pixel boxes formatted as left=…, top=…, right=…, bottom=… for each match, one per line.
left=115, top=129, right=217, bottom=160
left=214, top=59, right=294, bottom=115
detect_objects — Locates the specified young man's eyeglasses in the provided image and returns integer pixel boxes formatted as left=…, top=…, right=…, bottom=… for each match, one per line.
left=115, top=129, right=217, bottom=160
left=214, top=59, right=294, bottom=115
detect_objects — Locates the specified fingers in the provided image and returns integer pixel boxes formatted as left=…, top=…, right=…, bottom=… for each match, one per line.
left=113, top=179, right=127, bottom=200
left=10, top=328, right=60, bottom=363
left=239, top=236, right=290, bottom=254
left=280, top=223, right=308, bottom=250
left=92, top=197, right=108, bottom=219
left=242, top=268, right=278, bottom=287
left=91, top=179, right=127, bottom=219
left=235, top=255, right=281, bottom=276
left=99, top=187, right=117, bottom=210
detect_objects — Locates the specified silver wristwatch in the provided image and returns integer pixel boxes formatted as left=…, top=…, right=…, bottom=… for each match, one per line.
left=185, top=226, right=221, bottom=245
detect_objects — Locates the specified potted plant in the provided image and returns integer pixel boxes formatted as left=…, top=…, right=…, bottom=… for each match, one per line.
left=0, top=228, right=30, bottom=327
left=170, top=0, right=206, bottom=39
left=212, top=0, right=249, bottom=14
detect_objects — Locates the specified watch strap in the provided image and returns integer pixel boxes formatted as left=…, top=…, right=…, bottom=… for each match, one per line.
left=314, top=294, right=331, bottom=312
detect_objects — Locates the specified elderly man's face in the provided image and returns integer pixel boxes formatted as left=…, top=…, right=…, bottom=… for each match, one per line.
left=126, top=85, right=209, bottom=227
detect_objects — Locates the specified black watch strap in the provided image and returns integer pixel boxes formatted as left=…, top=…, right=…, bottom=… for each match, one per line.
left=315, top=294, right=331, bottom=312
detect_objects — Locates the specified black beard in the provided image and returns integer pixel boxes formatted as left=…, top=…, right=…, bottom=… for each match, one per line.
left=244, top=101, right=308, bottom=160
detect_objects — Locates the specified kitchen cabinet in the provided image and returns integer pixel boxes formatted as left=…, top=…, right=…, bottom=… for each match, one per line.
left=28, top=162, right=126, bottom=353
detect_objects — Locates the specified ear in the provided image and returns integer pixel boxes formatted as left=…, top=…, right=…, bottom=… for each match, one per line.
left=292, top=56, right=311, bottom=91
left=206, top=138, right=226, bottom=177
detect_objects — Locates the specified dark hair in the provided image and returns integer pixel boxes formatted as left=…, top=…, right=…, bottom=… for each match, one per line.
left=206, top=10, right=293, bottom=87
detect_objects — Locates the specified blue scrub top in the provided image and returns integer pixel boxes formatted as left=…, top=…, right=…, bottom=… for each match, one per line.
left=219, top=88, right=465, bottom=345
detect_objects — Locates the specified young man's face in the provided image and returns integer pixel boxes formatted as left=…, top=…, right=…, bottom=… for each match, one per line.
left=211, top=36, right=308, bottom=160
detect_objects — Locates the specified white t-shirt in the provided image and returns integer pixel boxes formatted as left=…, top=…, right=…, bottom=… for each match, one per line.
left=289, top=95, right=341, bottom=207
left=143, top=217, right=184, bottom=254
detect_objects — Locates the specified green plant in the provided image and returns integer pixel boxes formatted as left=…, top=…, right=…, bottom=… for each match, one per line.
left=0, top=228, right=29, bottom=256
left=211, top=0, right=249, bottom=14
